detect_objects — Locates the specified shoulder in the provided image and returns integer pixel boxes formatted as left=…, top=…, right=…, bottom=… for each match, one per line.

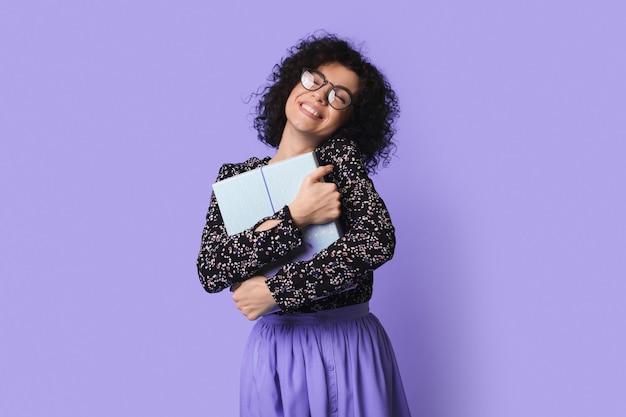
left=316, top=137, right=363, bottom=166
left=317, top=138, right=372, bottom=186
left=215, top=156, right=270, bottom=181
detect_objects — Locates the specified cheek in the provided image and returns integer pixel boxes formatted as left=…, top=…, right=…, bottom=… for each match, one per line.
left=285, top=87, right=303, bottom=113
left=287, top=84, right=305, bottom=101
left=284, top=95, right=296, bottom=119
left=332, top=110, right=353, bottom=129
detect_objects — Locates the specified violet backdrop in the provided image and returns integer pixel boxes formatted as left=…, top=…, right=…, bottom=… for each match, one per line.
left=1, top=1, right=624, bottom=416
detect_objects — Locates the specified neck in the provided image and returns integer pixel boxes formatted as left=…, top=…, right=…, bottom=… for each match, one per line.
left=271, top=130, right=326, bottom=163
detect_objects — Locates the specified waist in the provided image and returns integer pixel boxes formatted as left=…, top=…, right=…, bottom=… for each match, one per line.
left=261, top=302, right=370, bottom=325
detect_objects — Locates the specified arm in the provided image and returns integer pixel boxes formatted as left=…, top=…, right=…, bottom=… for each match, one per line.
left=230, top=163, right=343, bottom=320
left=265, top=139, right=396, bottom=311
left=196, top=163, right=304, bottom=293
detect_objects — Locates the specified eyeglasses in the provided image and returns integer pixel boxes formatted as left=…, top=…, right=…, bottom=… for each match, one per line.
left=300, top=68, right=354, bottom=110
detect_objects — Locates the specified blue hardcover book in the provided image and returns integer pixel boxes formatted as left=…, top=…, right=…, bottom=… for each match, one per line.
left=212, top=152, right=343, bottom=276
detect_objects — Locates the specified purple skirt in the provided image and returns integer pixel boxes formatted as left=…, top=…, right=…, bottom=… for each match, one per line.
left=240, top=303, right=412, bottom=417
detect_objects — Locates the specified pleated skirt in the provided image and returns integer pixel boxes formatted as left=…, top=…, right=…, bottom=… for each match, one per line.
left=240, top=303, right=412, bottom=417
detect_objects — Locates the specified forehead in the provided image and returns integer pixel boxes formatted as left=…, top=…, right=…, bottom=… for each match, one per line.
left=316, top=62, right=360, bottom=95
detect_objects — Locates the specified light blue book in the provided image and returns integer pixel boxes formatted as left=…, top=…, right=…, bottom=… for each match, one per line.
left=212, top=152, right=343, bottom=276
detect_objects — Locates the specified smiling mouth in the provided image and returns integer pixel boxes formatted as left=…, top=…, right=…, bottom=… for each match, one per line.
left=301, top=103, right=322, bottom=119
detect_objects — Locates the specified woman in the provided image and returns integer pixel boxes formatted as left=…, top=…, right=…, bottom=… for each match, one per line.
left=197, top=33, right=411, bottom=417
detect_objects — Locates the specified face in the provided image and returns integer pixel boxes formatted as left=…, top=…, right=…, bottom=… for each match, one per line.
left=283, top=62, right=360, bottom=146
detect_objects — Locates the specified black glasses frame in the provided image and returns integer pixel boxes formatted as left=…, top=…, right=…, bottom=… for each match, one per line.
left=301, top=68, right=354, bottom=110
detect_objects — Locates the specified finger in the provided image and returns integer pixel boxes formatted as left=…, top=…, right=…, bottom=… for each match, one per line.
left=320, top=182, right=340, bottom=199
left=306, top=164, right=333, bottom=183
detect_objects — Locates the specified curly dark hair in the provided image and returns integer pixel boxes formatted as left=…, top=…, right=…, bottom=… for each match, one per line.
left=253, top=32, right=400, bottom=173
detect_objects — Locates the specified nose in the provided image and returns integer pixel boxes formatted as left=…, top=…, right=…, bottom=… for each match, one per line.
left=312, top=85, right=332, bottom=105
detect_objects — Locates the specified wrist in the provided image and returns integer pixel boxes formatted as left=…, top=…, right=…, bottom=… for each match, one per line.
left=287, top=204, right=308, bottom=229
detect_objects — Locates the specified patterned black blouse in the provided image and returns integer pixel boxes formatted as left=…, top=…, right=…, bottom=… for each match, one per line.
left=196, top=137, right=395, bottom=313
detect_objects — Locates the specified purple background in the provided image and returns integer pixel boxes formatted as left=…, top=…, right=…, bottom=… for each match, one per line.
left=1, top=1, right=624, bottom=416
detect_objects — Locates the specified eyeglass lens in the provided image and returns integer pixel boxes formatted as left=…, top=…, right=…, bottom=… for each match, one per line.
left=301, top=70, right=352, bottom=110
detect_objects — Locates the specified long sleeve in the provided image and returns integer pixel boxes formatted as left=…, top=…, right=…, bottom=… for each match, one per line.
left=196, top=160, right=304, bottom=293
left=265, top=138, right=396, bottom=311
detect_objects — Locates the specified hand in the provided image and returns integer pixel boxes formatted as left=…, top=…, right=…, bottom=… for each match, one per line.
left=288, top=165, right=341, bottom=229
left=232, top=276, right=278, bottom=320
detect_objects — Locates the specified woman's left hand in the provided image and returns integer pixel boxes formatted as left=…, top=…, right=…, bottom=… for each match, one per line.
left=232, top=276, right=278, bottom=320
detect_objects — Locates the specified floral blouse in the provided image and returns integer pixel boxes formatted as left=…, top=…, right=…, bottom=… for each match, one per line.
left=196, top=137, right=395, bottom=313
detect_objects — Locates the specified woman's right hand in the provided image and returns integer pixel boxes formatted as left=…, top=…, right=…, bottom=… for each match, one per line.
left=288, top=164, right=341, bottom=229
